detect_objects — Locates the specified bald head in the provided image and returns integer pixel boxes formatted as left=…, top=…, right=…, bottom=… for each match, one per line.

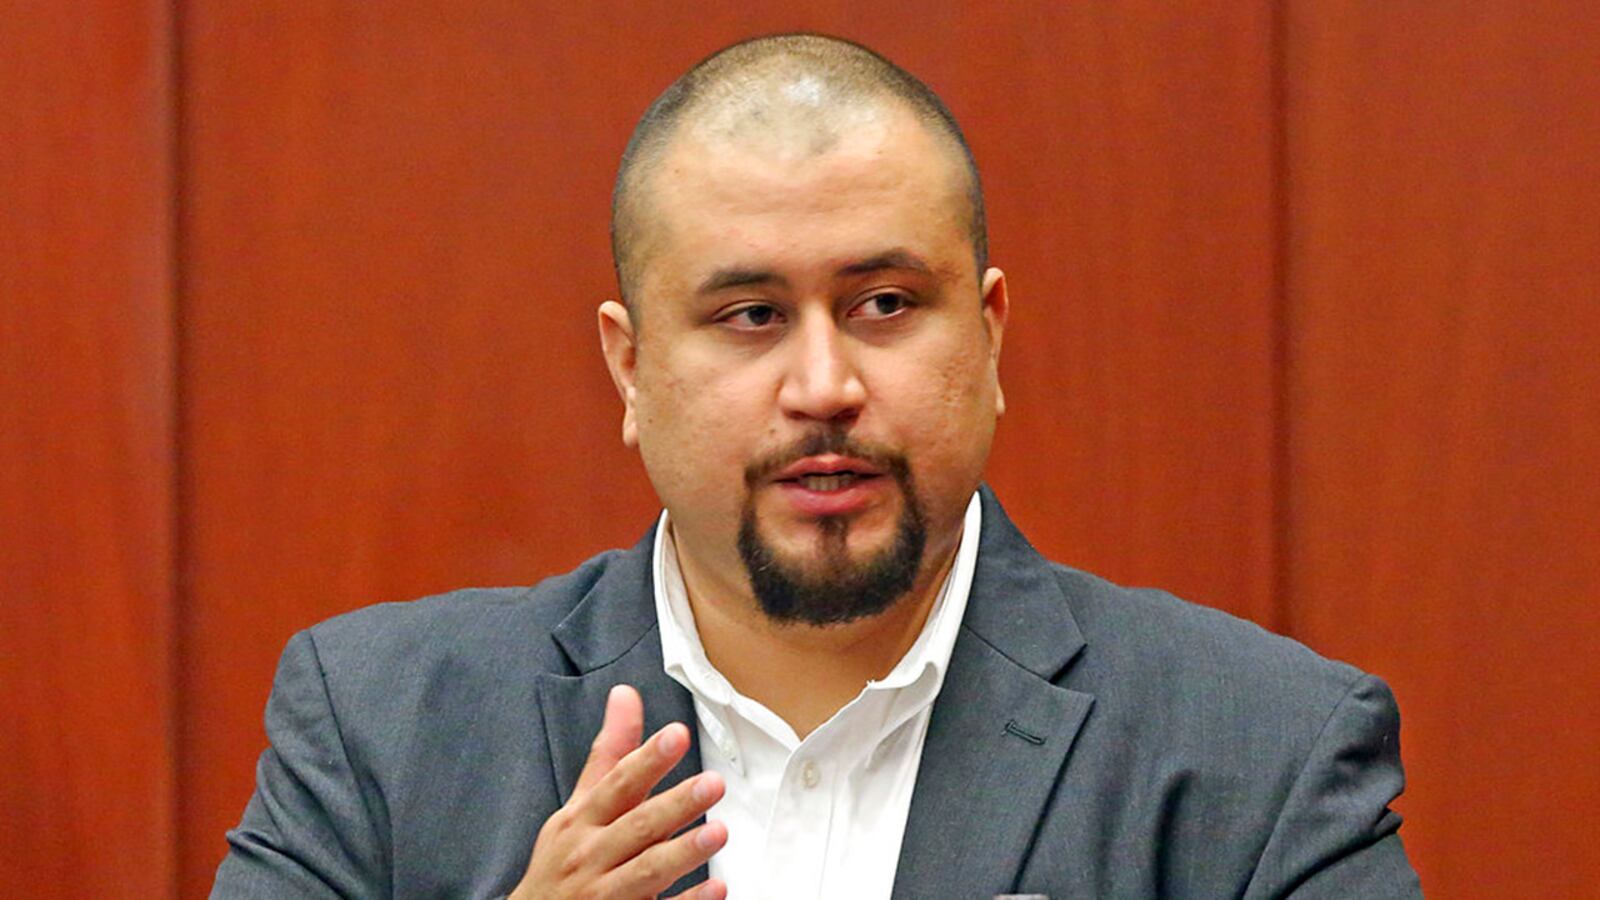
left=610, top=34, right=987, bottom=313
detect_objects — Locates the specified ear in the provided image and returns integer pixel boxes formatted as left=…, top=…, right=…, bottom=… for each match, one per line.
left=979, top=267, right=1010, bottom=417
left=597, top=300, right=641, bottom=448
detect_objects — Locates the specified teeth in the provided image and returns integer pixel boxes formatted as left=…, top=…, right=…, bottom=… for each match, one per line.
left=799, top=473, right=857, bottom=492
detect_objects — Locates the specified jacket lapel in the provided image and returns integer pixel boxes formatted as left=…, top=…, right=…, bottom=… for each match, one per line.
left=534, top=528, right=708, bottom=895
left=892, top=487, right=1096, bottom=899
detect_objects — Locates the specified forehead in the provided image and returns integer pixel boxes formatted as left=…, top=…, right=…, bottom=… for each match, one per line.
left=639, top=106, right=971, bottom=285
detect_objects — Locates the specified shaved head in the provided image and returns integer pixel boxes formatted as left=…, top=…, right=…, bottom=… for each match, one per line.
left=610, top=33, right=987, bottom=316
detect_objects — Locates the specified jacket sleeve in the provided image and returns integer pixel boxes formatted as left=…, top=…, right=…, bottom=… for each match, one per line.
left=1243, top=673, right=1423, bottom=899
left=211, top=630, right=389, bottom=898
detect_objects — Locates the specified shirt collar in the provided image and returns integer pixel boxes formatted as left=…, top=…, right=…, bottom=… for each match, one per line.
left=653, top=513, right=735, bottom=705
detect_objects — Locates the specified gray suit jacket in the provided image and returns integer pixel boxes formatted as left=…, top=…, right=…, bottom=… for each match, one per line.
left=213, top=488, right=1421, bottom=898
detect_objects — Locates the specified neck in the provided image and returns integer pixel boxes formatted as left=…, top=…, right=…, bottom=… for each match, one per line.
left=676, top=527, right=961, bottom=739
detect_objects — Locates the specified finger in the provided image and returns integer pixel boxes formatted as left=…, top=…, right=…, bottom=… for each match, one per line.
left=603, top=820, right=728, bottom=898
left=591, top=771, right=725, bottom=870
left=581, top=721, right=692, bottom=825
left=666, top=877, right=728, bottom=900
left=574, top=684, right=644, bottom=796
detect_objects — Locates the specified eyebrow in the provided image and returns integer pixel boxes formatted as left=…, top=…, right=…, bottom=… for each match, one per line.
left=838, top=249, right=934, bottom=278
left=694, top=248, right=935, bottom=295
left=697, top=267, right=788, bottom=295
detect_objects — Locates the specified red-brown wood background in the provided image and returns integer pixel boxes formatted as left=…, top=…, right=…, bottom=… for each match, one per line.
left=4, top=2, right=1595, bottom=896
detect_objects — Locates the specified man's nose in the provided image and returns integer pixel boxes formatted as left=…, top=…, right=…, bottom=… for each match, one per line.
left=777, top=311, right=867, bottom=422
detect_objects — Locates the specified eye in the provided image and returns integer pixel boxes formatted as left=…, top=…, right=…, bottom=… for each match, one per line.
left=718, top=303, right=783, bottom=330
left=851, top=291, right=911, bottom=320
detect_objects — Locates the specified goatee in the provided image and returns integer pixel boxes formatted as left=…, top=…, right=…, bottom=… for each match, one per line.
left=737, top=432, right=926, bottom=626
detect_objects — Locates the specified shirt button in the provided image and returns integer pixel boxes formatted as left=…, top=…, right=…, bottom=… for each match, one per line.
left=800, top=760, right=821, bottom=789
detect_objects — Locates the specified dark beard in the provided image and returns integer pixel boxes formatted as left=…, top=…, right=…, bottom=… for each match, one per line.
left=737, top=432, right=927, bottom=626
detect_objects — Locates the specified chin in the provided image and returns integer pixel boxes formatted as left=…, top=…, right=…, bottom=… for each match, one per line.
left=738, top=491, right=928, bottom=627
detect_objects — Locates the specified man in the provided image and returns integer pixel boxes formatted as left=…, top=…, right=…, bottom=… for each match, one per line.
left=214, top=34, right=1421, bottom=899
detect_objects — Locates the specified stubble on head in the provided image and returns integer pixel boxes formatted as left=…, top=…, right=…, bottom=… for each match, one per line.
left=611, top=34, right=988, bottom=320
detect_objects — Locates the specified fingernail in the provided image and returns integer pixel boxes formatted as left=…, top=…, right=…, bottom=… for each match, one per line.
left=657, top=726, right=685, bottom=757
left=695, top=823, right=722, bottom=851
left=693, top=775, right=714, bottom=803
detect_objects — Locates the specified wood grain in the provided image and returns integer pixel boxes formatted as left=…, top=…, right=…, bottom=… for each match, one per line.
left=971, top=2, right=1280, bottom=627
left=175, top=2, right=1282, bottom=890
left=0, top=0, right=177, bottom=895
left=1282, top=2, right=1600, bottom=894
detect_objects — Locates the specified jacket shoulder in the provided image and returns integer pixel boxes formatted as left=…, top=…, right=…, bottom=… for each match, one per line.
left=280, top=546, right=641, bottom=747
left=231, top=548, right=641, bottom=897
left=302, top=547, right=627, bottom=675
left=1019, top=564, right=1413, bottom=896
left=1052, top=563, right=1373, bottom=744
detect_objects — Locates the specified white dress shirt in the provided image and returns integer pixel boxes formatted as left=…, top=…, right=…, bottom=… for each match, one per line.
left=653, top=493, right=982, bottom=899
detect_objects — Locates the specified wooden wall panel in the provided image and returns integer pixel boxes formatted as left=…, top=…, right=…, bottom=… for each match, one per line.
left=973, top=3, right=1280, bottom=626
left=0, top=1, right=177, bottom=895
left=1282, top=2, right=1600, bottom=895
left=177, top=2, right=1281, bottom=890
left=20, top=1, right=1599, bottom=893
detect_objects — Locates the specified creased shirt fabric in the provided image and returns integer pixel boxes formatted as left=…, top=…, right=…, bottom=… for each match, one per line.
left=652, top=492, right=981, bottom=900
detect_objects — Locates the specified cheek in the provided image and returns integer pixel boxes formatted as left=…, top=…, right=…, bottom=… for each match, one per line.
left=632, top=356, right=760, bottom=493
left=888, top=338, right=997, bottom=494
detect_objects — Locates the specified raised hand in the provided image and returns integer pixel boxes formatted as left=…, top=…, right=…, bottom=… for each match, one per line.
left=510, top=685, right=727, bottom=899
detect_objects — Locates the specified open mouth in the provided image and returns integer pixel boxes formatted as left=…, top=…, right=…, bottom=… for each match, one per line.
left=767, top=453, right=889, bottom=507
left=786, top=471, right=879, bottom=492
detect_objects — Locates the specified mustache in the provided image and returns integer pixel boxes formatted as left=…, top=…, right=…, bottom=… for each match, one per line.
left=743, top=429, right=910, bottom=487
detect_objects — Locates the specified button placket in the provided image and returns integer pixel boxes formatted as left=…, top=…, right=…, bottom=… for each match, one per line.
left=764, top=752, right=830, bottom=900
